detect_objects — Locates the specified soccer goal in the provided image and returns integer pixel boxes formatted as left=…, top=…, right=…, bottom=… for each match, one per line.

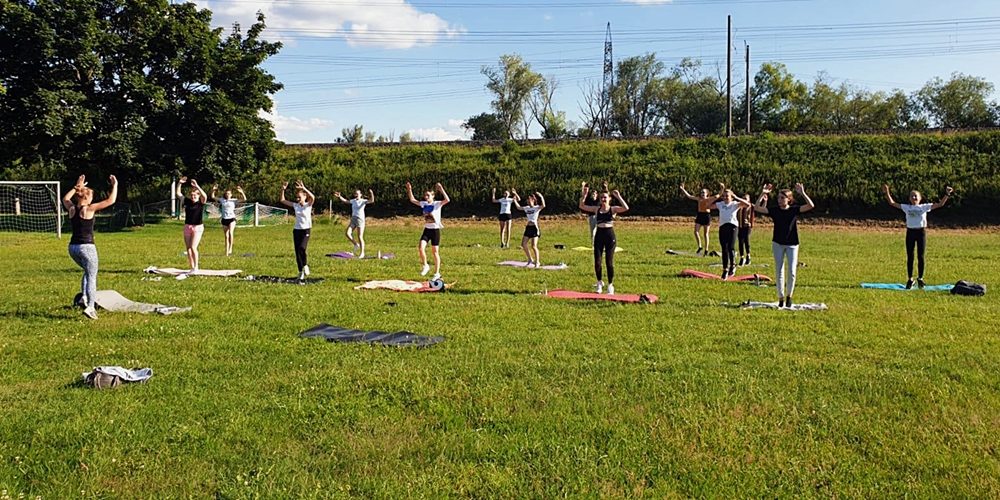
left=204, top=202, right=288, bottom=227
left=0, top=181, right=62, bottom=237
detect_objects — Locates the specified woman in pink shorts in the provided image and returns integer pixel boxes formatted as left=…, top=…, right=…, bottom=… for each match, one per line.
left=177, top=176, right=208, bottom=271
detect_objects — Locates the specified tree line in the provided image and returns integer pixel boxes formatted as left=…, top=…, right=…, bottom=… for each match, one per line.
left=461, top=53, right=1000, bottom=141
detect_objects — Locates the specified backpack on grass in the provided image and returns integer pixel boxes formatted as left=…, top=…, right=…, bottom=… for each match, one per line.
left=951, top=280, right=986, bottom=296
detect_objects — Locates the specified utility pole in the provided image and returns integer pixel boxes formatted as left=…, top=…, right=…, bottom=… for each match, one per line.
left=726, top=15, right=733, bottom=137
left=745, top=42, right=751, bottom=134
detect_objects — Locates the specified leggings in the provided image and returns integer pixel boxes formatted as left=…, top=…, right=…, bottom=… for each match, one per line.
left=738, top=226, right=752, bottom=257
left=719, top=223, right=737, bottom=270
left=593, top=227, right=617, bottom=283
left=69, top=244, right=98, bottom=309
left=772, top=242, right=799, bottom=300
left=905, top=228, right=926, bottom=279
left=293, top=228, right=311, bottom=271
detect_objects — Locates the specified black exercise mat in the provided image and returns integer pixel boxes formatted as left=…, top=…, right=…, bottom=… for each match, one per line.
left=299, top=323, right=445, bottom=347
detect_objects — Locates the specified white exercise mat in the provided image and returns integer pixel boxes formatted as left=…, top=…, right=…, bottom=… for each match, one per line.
left=143, top=266, right=241, bottom=277
left=94, top=290, right=191, bottom=315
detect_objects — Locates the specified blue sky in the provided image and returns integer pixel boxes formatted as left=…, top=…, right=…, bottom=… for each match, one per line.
left=195, top=0, right=1000, bottom=143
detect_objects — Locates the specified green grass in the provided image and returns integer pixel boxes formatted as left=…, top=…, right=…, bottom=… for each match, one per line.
left=1, top=217, right=999, bottom=497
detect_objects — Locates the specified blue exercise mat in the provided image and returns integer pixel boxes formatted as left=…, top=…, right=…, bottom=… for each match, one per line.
left=861, top=283, right=954, bottom=291
left=299, top=323, right=444, bottom=347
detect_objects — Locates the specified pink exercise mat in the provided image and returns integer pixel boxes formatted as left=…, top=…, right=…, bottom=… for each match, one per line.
left=545, top=289, right=658, bottom=303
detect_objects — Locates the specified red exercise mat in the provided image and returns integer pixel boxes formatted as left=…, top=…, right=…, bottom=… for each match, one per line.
left=545, top=289, right=658, bottom=303
left=679, top=269, right=771, bottom=282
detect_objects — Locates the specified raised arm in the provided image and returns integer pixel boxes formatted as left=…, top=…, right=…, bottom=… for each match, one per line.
left=236, top=186, right=247, bottom=201
left=89, top=175, right=119, bottom=212
left=210, top=185, right=219, bottom=201
left=405, top=182, right=421, bottom=207
left=368, top=189, right=375, bottom=204
left=611, top=190, right=629, bottom=214
left=882, top=184, right=900, bottom=209
left=512, top=189, right=523, bottom=210
left=706, top=183, right=723, bottom=204
left=931, top=186, right=953, bottom=210
left=753, top=183, right=772, bottom=214
left=536, top=192, right=546, bottom=210
left=63, top=175, right=86, bottom=211
left=436, top=182, right=450, bottom=206
left=279, top=182, right=294, bottom=208
left=679, top=183, right=698, bottom=201
left=176, top=176, right=187, bottom=200
left=579, top=184, right=596, bottom=213
left=795, top=183, right=815, bottom=213
left=732, top=193, right=753, bottom=207
left=491, top=187, right=498, bottom=203
left=333, top=191, right=350, bottom=204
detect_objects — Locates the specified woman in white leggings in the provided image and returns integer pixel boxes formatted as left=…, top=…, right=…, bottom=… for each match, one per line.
left=753, top=183, right=814, bottom=307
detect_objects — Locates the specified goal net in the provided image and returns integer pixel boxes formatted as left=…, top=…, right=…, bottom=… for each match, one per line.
left=143, top=199, right=287, bottom=227
left=0, top=181, right=62, bottom=237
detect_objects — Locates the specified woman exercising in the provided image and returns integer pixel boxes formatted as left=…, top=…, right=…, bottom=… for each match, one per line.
left=513, top=190, right=546, bottom=267
left=680, top=183, right=719, bottom=256
left=491, top=188, right=515, bottom=248
left=753, top=183, right=814, bottom=308
left=714, top=185, right=753, bottom=279
left=63, top=174, right=118, bottom=319
left=210, top=184, right=246, bottom=257
left=406, top=181, right=450, bottom=280
left=177, top=177, right=208, bottom=271
left=579, top=184, right=629, bottom=294
left=883, top=184, right=953, bottom=289
left=279, top=180, right=315, bottom=280
left=334, top=189, right=374, bottom=258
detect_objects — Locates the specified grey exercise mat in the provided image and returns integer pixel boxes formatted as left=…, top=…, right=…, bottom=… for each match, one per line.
left=94, top=290, right=191, bottom=315
left=299, top=323, right=444, bottom=347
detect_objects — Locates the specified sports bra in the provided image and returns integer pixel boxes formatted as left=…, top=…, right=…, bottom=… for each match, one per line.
left=595, top=208, right=614, bottom=225
left=70, top=205, right=95, bottom=245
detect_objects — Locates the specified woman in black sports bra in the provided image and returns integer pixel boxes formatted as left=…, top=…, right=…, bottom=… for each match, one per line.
left=62, top=174, right=118, bottom=319
left=579, top=183, right=630, bottom=295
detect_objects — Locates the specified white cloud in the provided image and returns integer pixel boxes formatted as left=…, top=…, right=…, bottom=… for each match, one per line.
left=543, top=14, right=553, bottom=21
left=446, top=118, right=465, bottom=128
left=405, top=127, right=465, bottom=142
left=258, top=103, right=333, bottom=139
left=199, top=0, right=463, bottom=49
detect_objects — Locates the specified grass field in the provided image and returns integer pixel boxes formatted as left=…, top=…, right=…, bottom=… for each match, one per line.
left=2, top=216, right=999, bottom=497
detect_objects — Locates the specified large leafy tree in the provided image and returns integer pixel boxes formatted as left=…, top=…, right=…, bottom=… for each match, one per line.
left=462, top=112, right=506, bottom=141
left=481, top=54, right=542, bottom=139
left=609, top=53, right=667, bottom=137
left=0, top=0, right=282, bottom=195
left=916, top=73, right=999, bottom=128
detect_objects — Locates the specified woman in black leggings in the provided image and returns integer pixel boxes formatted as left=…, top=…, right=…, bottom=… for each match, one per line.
left=579, top=183, right=629, bottom=295
left=883, top=184, right=953, bottom=289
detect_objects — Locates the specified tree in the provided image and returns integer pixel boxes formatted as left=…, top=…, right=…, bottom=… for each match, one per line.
left=462, top=113, right=506, bottom=141
left=916, top=73, right=999, bottom=128
left=577, top=79, right=606, bottom=138
left=528, top=75, right=568, bottom=139
left=610, top=54, right=668, bottom=137
left=340, top=124, right=364, bottom=143
left=747, top=62, right=808, bottom=132
left=659, top=58, right=727, bottom=135
left=399, top=131, right=413, bottom=143
left=481, top=54, right=543, bottom=139
left=0, top=0, right=282, bottom=192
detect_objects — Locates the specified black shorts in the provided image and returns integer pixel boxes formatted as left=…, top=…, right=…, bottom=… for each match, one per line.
left=695, top=212, right=711, bottom=226
left=420, top=228, right=441, bottom=246
left=221, top=218, right=236, bottom=227
left=498, top=213, right=512, bottom=222
left=523, top=224, right=540, bottom=238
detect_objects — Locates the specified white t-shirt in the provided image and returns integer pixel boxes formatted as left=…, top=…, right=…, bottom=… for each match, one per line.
left=293, top=203, right=312, bottom=230
left=350, top=198, right=368, bottom=219
left=420, top=201, right=443, bottom=229
left=218, top=199, right=237, bottom=219
left=901, top=203, right=933, bottom=229
left=498, top=197, right=514, bottom=215
left=716, top=201, right=741, bottom=227
left=524, top=205, right=541, bottom=224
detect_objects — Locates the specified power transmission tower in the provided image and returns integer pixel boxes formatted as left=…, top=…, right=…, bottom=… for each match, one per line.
left=601, top=22, right=614, bottom=137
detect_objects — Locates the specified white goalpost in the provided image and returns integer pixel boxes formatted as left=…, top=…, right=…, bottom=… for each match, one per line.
left=0, top=181, right=62, bottom=238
